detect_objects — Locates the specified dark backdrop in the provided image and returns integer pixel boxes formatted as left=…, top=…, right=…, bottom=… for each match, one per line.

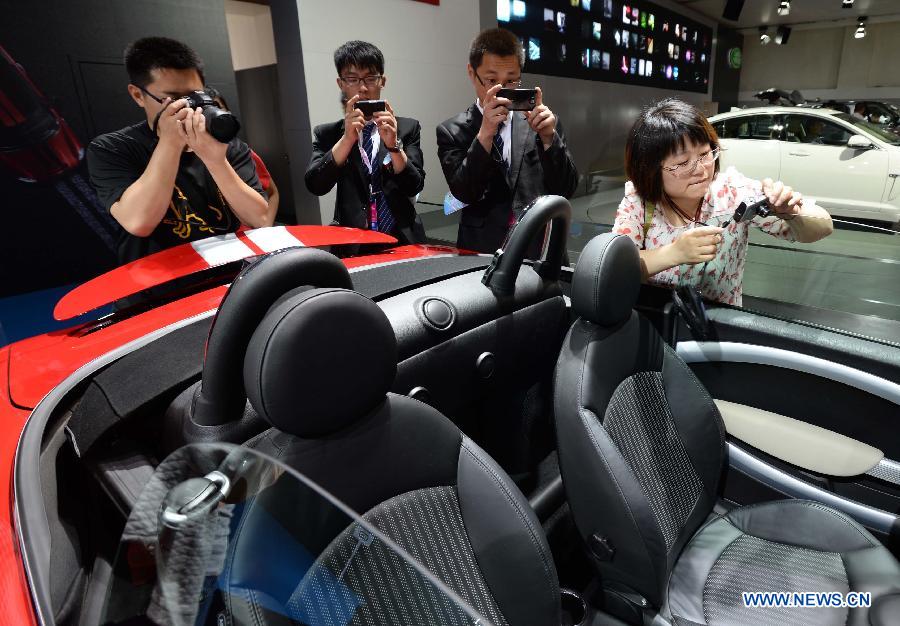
left=236, top=64, right=295, bottom=224
left=0, top=0, right=240, bottom=297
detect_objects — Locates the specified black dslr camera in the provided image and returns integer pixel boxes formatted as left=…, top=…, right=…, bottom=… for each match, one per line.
left=182, top=90, right=240, bottom=143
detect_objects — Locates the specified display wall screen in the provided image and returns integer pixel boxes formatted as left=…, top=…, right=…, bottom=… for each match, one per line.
left=498, top=0, right=711, bottom=93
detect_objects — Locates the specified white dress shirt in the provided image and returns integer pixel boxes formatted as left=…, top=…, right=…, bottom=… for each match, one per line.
left=476, top=98, right=513, bottom=165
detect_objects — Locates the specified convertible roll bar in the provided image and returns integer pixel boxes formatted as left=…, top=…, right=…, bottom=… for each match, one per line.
left=482, top=194, right=572, bottom=296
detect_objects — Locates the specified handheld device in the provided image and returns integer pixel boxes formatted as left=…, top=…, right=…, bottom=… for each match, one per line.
left=354, top=99, right=386, bottom=116
left=496, top=88, right=537, bottom=111
left=732, top=197, right=772, bottom=224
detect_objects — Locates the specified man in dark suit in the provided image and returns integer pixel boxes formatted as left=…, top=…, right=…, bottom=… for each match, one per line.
left=306, top=41, right=425, bottom=243
left=437, top=28, right=578, bottom=254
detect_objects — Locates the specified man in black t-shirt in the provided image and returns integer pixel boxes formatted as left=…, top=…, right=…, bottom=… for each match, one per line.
left=87, top=37, right=273, bottom=264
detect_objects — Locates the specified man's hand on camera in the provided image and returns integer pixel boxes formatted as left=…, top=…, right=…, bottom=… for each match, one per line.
left=343, top=95, right=366, bottom=143
left=180, top=106, right=227, bottom=165
left=157, top=97, right=191, bottom=150
left=374, top=102, right=399, bottom=150
left=477, top=84, right=510, bottom=153
left=525, top=87, right=557, bottom=149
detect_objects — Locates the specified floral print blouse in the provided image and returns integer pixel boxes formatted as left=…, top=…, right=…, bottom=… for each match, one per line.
left=613, top=167, right=799, bottom=306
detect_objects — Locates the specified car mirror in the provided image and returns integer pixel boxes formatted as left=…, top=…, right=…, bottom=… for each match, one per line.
left=847, top=135, right=875, bottom=150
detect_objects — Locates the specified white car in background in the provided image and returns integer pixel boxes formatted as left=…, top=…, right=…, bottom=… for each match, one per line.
left=709, top=106, right=900, bottom=228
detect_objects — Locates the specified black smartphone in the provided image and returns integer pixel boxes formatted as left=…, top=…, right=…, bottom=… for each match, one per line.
left=354, top=99, right=386, bottom=116
left=496, top=88, right=537, bottom=111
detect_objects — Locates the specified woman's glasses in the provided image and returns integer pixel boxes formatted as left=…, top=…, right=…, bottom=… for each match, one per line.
left=661, top=147, right=721, bottom=178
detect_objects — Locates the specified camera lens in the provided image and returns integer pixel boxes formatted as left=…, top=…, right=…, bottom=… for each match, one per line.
left=204, top=108, right=240, bottom=143
left=181, top=91, right=240, bottom=143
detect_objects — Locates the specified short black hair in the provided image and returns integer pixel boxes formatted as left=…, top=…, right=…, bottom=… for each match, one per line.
left=625, top=98, right=720, bottom=205
left=124, top=37, right=205, bottom=87
left=469, top=28, right=524, bottom=70
left=333, top=40, right=384, bottom=76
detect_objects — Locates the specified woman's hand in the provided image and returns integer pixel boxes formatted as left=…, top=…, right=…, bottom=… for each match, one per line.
left=671, top=225, right=723, bottom=265
left=762, top=178, right=803, bottom=217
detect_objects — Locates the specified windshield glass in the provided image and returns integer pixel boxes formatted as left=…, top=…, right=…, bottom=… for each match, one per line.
left=100, top=443, right=489, bottom=626
left=835, top=113, right=900, bottom=144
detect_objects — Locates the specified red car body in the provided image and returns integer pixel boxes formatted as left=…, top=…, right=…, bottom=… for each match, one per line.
left=0, top=225, right=473, bottom=623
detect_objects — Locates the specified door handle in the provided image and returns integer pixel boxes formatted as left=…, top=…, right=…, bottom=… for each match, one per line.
left=788, top=151, right=810, bottom=156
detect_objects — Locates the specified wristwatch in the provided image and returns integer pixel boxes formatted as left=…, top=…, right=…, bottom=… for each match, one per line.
left=385, top=137, right=403, bottom=153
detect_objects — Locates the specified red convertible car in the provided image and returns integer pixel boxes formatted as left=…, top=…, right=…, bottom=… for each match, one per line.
left=3, top=197, right=900, bottom=625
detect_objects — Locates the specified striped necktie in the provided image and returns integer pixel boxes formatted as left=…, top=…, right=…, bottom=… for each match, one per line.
left=493, top=121, right=509, bottom=171
left=361, top=122, right=395, bottom=234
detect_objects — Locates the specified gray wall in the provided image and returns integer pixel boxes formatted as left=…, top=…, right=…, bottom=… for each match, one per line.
left=291, top=0, right=481, bottom=219
left=739, top=21, right=900, bottom=103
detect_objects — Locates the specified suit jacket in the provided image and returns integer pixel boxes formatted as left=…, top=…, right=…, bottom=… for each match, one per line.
left=437, top=104, right=578, bottom=253
left=305, top=117, right=426, bottom=241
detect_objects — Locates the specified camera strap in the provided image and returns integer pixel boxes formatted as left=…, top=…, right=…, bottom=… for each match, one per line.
left=151, top=107, right=166, bottom=136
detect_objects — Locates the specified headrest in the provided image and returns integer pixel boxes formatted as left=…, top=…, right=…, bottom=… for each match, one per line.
left=243, top=288, right=397, bottom=437
left=571, top=233, right=641, bottom=326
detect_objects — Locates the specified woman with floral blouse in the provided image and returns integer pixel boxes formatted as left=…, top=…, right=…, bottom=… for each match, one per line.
left=613, top=98, right=833, bottom=305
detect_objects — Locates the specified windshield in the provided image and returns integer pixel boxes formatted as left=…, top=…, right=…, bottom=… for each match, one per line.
left=835, top=113, right=900, bottom=144
left=100, top=443, right=489, bottom=626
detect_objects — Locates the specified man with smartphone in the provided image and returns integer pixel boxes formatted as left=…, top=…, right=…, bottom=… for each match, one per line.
left=437, top=28, right=578, bottom=254
left=305, top=41, right=425, bottom=242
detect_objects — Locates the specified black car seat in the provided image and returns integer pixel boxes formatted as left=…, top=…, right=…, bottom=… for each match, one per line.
left=163, top=247, right=354, bottom=453
left=553, top=233, right=900, bottom=625
left=224, top=286, right=562, bottom=625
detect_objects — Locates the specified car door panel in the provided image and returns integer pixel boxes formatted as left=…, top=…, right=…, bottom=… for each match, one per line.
left=664, top=303, right=900, bottom=542
left=779, top=114, right=890, bottom=217
left=713, top=399, right=884, bottom=477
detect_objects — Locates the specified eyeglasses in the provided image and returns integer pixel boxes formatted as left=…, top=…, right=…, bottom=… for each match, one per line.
left=338, top=75, right=384, bottom=87
left=661, top=147, right=721, bottom=178
left=137, top=85, right=166, bottom=104
left=138, top=85, right=202, bottom=104
left=474, top=71, right=522, bottom=88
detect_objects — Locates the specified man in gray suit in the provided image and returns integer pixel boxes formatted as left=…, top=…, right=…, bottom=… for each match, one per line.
left=437, top=28, right=578, bottom=254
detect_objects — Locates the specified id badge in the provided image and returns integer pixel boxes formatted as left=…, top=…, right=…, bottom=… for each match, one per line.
left=368, top=194, right=378, bottom=231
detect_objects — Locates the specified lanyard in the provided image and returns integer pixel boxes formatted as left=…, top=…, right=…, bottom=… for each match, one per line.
left=357, top=130, right=375, bottom=175
left=358, top=131, right=380, bottom=230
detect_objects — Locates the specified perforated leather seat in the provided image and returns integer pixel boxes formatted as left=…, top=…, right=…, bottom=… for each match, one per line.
left=553, top=233, right=900, bottom=625
left=225, top=286, right=562, bottom=625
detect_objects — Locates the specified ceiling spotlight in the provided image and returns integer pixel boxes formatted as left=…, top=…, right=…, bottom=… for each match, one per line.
left=759, top=27, right=772, bottom=45
left=855, top=16, right=867, bottom=39
left=777, top=1, right=790, bottom=16
left=842, top=0, right=854, bottom=7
